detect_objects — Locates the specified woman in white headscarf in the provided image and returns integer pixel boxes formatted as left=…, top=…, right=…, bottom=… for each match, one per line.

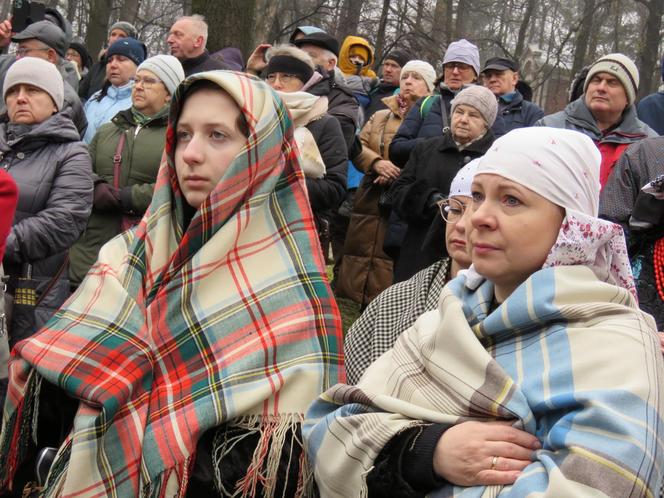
left=304, top=127, right=664, bottom=497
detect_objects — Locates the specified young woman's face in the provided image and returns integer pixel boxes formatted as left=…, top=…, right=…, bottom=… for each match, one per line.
left=444, top=195, right=473, bottom=269
left=174, top=87, right=246, bottom=208
left=469, top=173, right=564, bottom=299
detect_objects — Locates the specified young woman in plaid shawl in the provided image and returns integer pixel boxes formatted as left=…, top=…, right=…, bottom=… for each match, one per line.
left=0, top=71, right=344, bottom=497
left=305, top=127, right=664, bottom=497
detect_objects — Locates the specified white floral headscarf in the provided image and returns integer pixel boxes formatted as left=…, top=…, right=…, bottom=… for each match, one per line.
left=476, top=127, right=636, bottom=298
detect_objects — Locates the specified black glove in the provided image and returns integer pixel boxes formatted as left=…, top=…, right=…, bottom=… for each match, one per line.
left=93, top=181, right=121, bottom=212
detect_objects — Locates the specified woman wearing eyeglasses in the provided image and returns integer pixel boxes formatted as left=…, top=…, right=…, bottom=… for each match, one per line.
left=263, top=44, right=348, bottom=253
left=344, top=160, right=477, bottom=384
left=69, top=55, right=185, bottom=287
left=388, top=85, right=497, bottom=283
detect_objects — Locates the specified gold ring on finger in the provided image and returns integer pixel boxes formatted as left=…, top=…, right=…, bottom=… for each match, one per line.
left=490, top=455, right=499, bottom=470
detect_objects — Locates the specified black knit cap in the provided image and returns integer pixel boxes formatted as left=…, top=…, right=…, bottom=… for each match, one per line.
left=266, top=55, right=314, bottom=83
left=384, top=49, right=412, bottom=68
left=293, top=32, right=340, bottom=57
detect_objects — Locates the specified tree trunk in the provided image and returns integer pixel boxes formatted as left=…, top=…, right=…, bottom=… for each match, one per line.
left=514, top=0, right=537, bottom=60
left=637, top=0, right=664, bottom=97
left=335, top=0, right=363, bottom=41
left=119, top=0, right=141, bottom=25
left=191, top=0, right=256, bottom=56
left=445, top=0, right=453, bottom=45
left=374, top=0, right=391, bottom=64
left=570, top=0, right=596, bottom=79
left=454, top=0, right=471, bottom=39
left=85, top=0, right=113, bottom=57
left=428, top=0, right=447, bottom=62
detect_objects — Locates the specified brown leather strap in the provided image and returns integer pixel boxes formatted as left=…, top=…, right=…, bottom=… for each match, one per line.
left=112, top=132, right=127, bottom=190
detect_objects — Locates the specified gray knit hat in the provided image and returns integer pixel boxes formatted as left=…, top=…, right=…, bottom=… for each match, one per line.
left=443, top=39, right=480, bottom=76
left=3, top=57, right=64, bottom=111
left=109, top=21, right=138, bottom=39
left=583, top=53, right=639, bottom=105
left=137, top=55, right=185, bottom=95
left=450, top=85, right=497, bottom=126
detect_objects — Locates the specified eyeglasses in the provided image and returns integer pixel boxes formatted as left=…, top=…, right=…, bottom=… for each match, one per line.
left=13, top=47, right=51, bottom=58
left=266, top=73, right=299, bottom=85
left=445, top=61, right=473, bottom=72
left=438, top=197, right=467, bottom=223
left=133, top=76, right=161, bottom=88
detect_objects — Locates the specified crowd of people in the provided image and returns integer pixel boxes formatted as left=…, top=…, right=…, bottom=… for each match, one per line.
left=0, top=9, right=662, bottom=498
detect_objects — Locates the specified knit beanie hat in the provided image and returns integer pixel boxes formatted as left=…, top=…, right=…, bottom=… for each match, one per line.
left=106, top=37, right=146, bottom=66
left=451, top=85, right=497, bottom=126
left=3, top=57, right=64, bottom=111
left=109, top=21, right=138, bottom=39
left=401, top=60, right=436, bottom=92
left=384, top=49, right=412, bottom=68
left=584, top=53, right=639, bottom=105
left=137, top=54, right=185, bottom=95
left=443, top=39, right=480, bottom=76
left=266, top=54, right=314, bottom=84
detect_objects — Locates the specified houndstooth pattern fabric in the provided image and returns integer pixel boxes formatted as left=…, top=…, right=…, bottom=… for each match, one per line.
left=344, top=257, right=450, bottom=384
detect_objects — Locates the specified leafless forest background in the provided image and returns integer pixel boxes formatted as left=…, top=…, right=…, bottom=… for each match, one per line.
left=6, top=0, right=664, bottom=111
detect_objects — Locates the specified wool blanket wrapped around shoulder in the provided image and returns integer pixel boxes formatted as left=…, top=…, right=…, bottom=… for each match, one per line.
left=0, top=71, right=344, bottom=497
left=305, top=265, right=664, bottom=497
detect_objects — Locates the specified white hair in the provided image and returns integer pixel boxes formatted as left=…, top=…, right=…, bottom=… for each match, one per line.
left=177, top=14, right=208, bottom=45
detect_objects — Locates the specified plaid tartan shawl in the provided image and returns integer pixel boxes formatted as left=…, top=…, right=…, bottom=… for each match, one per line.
left=305, top=265, right=664, bottom=497
left=1, top=71, right=344, bottom=497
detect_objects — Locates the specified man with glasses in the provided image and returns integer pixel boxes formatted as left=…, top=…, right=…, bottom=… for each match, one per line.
left=0, top=20, right=87, bottom=137
left=69, top=55, right=185, bottom=287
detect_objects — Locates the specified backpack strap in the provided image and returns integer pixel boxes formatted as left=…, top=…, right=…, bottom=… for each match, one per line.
left=419, top=95, right=435, bottom=119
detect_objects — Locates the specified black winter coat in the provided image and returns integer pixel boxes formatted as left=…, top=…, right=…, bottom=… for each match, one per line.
left=306, top=70, right=360, bottom=153
left=305, top=115, right=349, bottom=213
left=78, top=56, right=107, bottom=102
left=0, top=113, right=93, bottom=343
left=389, top=88, right=505, bottom=167
left=365, top=81, right=399, bottom=120
left=389, top=130, right=494, bottom=282
left=499, top=91, right=544, bottom=132
left=180, top=50, right=229, bottom=76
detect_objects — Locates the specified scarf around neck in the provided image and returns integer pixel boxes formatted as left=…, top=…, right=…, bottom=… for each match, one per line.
left=1, top=71, right=344, bottom=497
left=277, top=90, right=328, bottom=179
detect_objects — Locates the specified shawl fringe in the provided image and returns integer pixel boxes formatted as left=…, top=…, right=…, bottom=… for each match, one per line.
left=212, top=414, right=313, bottom=498
left=0, top=370, right=40, bottom=492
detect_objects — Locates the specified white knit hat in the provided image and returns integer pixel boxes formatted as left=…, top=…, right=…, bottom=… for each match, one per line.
left=401, top=60, right=436, bottom=92
left=3, top=57, right=64, bottom=111
left=137, top=54, right=185, bottom=96
left=584, top=53, right=639, bottom=105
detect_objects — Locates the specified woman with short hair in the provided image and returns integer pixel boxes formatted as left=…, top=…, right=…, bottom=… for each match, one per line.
left=69, top=55, right=185, bottom=287
left=336, top=60, right=435, bottom=305
left=1, top=57, right=92, bottom=346
left=389, top=84, right=497, bottom=282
